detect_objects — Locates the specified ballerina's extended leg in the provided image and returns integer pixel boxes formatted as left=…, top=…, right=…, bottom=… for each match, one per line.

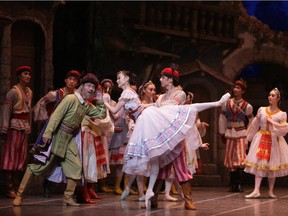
left=192, top=93, right=230, bottom=112
left=145, top=160, right=159, bottom=210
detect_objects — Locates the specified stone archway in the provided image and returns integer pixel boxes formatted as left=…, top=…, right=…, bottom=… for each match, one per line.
left=223, top=41, right=288, bottom=81
left=222, top=39, right=288, bottom=109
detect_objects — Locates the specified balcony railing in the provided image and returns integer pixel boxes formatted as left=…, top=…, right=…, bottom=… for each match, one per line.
left=135, top=2, right=241, bottom=44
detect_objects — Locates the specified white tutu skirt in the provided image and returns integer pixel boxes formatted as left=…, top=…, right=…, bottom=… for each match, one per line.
left=245, top=132, right=288, bottom=178
left=123, top=104, right=198, bottom=176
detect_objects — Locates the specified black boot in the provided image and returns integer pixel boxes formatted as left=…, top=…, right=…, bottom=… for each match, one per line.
left=43, top=179, right=51, bottom=198
left=235, top=168, right=244, bottom=193
left=228, top=171, right=237, bottom=192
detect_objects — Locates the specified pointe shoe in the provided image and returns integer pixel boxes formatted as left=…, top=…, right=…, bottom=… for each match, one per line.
left=138, top=195, right=145, bottom=201
left=245, top=191, right=260, bottom=199
left=145, top=190, right=154, bottom=210
left=120, top=188, right=130, bottom=200
left=268, top=192, right=277, bottom=199
left=218, top=93, right=231, bottom=105
left=164, top=194, right=178, bottom=202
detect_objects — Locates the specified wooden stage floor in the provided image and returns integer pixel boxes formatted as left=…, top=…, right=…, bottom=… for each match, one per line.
left=1, top=186, right=288, bottom=216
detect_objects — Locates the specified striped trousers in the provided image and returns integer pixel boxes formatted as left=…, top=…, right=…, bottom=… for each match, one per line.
left=0, top=129, right=28, bottom=171
left=157, top=143, right=192, bottom=182
left=224, top=137, right=248, bottom=171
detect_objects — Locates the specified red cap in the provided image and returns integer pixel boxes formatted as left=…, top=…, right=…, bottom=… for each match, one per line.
left=161, top=67, right=179, bottom=81
left=234, top=79, right=247, bottom=89
left=66, top=70, right=81, bottom=81
left=16, top=66, right=31, bottom=75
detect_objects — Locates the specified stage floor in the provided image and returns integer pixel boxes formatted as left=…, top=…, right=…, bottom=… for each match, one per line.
left=1, top=186, right=288, bottom=216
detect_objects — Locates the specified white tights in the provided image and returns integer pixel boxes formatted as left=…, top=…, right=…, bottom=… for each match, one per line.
left=191, top=93, right=230, bottom=112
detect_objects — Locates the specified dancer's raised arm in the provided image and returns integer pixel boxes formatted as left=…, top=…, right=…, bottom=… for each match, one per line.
left=103, top=93, right=126, bottom=114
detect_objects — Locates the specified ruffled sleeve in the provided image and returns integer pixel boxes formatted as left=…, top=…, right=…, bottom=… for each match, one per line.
left=82, top=109, right=114, bottom=134
left=118, top=89, right=138, bottom=101
left=0, top=88, right=16, bottom=133
left=196, top=118, right=207, bottom=137
left=218, top=102, right=227, bottom=135
left=32, top=91, right=57, bottom=122
left=270, top=111, right=288, bottom=136
left=246, top=103, right=254, bottom=127
left=247, top=107, right=262, bottom=141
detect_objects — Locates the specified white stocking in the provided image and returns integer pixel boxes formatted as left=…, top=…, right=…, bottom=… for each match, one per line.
left=121, top=174, right=137, bottom=200
left=268, top=177, right=276, bottom=197
left=136, top=175, right=145, bottom=196
left=147, top=160, right=159, bottom=194
left=165, top=178, right=173, bottom=195
left=125, top=174, right=136, bottom=190
left=145, top=160, right=159, bottom=209
left=191, top=93, right=230, bottom=112
left=254, top=176, right=262, bottom=193
left=164, top=178, right=178, bottom=201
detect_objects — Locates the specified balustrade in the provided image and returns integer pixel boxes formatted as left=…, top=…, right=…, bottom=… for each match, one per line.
left=136, top=2, right=240, bottom=43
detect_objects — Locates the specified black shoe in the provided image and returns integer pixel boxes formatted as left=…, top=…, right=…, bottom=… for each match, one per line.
left=236, top=184, right=244, bottom=193
left=229, top=184, right=236, bottom=192
left=43, top=188, right=50, bottom=198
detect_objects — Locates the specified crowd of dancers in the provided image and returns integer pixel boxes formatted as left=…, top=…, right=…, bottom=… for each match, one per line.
left=1, top=65, right=288, bottom=211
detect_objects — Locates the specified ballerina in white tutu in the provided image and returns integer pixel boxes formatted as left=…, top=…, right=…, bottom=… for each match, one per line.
left=244, top=88, right=288, bottom=199
left=102, top=70, right=230, bottom=209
